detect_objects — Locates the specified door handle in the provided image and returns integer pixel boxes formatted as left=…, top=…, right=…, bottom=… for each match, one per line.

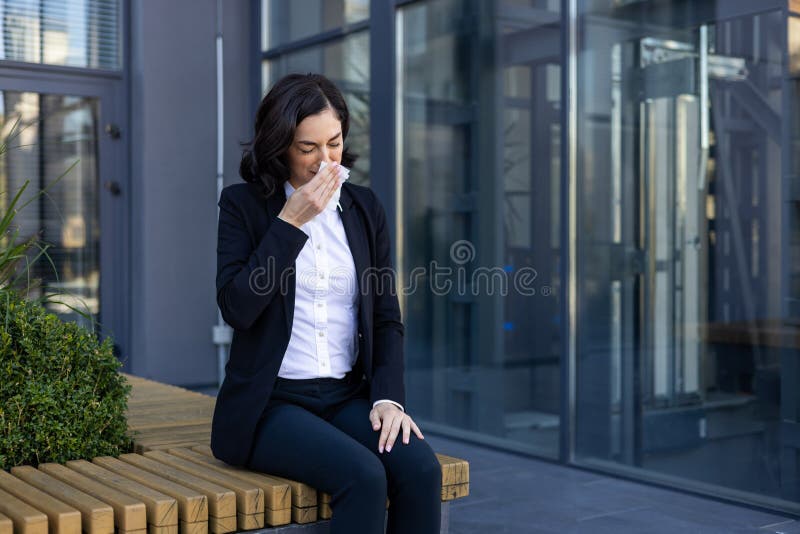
left=104, top=180, right=121, bottom=196
left=105, top=123, right=121, bottom=139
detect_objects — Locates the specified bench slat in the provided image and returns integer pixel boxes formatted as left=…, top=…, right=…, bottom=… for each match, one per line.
left=141, top=451, right=263, bottom=518
left=442, top=482, right=469, bottom=501
left=66, top=460, right=178, bottom=528
left=191, top=446, right=318, bottom=509
left=435, top=454, right=470, bottom=485
left=92, top=456, right=208, bottom=524
left=10, top=466, right=114, bottom=534
left=0, top=513, right=11, bottom=534
left=167, top=448, right=291, bottom=513
left=208, top=515, right=237, bottom=534
left=178, top=520, right=209, bottom=534
left=117, top=453, right=235, bottom=530
left=0, top=486, right=48, bottom=534
left=0, top=470, right=81, bottom=534
left=38, top=463, right=147, bottom=532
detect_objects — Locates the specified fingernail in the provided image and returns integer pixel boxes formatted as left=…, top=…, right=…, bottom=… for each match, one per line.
left=386, top=445, right=392, bottom=452
left=404, top=439, right=409, bottom=444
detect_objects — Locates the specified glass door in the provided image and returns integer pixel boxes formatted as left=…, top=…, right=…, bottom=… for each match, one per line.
left=0, top=75, right=128, bottom=366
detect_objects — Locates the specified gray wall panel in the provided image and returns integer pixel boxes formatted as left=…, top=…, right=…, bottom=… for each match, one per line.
left=129, top=0, right=252, bottom=386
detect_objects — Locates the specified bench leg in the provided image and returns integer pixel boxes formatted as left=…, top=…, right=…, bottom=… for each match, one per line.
left=440, top=501, right=450, bottom=534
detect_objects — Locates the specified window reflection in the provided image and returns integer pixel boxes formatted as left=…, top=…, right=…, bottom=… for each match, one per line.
left=398, top=0, right=562, bottom=457
left=575, top=2, right=798, bottom=504
left=0, top=0, right=121, bottom=70
left=0, top=91, right=100, bottom=329
left=261, top=0, right=369, bottom=50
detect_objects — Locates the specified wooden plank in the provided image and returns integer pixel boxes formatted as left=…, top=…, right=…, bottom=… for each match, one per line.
left=236, top=513, right=263, bottom=531
left=0, top=513, right=11, bottom=534
left=149, top=526, right=178, bottom=534
left=179, top=521, right=208, bottom=534
left=10, top=466, right=114, bottom=534
left=191, top=446, right=317, bottom=509
left=265, top=508, right=291, bottom=527
left=441, top=482, right=469, bottom=501
left=127, top=398, right=213, bottom=411
left=38, top=463, right=147, bottom=532
left=319, top=503, right=331, bottom=520
left=166, top=448, right=290, bottom=512
left=136, top=440, right=210, bottom=454
left=0, top=486, right=48, bottom=534
left=291, top=507, right=317, bottom=524
left=208, top=515, right=237, bottom=534
left=141, top=451, right=263, bottom=518
left=133, top=436, right=211, bottom=449
left=92, top=456, right=208, bottom=524
left=134, top=432, right=210, bottom=444
left=128, top=425, right=211, bottom=440
left=65, top=460, right=177, bottom=528
left=0, top=470, right=81, bottom=534
left=117, top=454, right=235, bottom=522
left=435, top=454, right=470, bottom=485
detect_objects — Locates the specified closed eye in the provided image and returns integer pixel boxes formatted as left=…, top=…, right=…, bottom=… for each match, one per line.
left=300, top=143, right=341, bottom=154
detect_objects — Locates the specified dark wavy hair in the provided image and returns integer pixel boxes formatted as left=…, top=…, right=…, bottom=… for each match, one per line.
left=240, top=72, right=359, bottom=199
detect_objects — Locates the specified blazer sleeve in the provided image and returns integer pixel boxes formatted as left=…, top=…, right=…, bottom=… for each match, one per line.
left=216, top=188, right=309, bottom=331
left=367, top=188, right=406, bottom=407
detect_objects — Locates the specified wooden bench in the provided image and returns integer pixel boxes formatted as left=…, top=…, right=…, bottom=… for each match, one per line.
left=0, top=374, right=469, bottom=534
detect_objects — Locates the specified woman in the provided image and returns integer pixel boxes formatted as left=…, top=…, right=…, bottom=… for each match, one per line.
left=210, top=72, right=442, bottom=534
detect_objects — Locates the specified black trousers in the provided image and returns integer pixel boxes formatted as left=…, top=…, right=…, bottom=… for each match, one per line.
left=245, top=370, right=442, bottom=534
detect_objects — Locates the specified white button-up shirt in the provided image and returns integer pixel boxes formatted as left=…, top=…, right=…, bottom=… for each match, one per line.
left=278, top=180, right=403, bottom=412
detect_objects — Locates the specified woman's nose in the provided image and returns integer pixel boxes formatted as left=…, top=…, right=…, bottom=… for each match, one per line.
left=320, top=147, right=337, bottom=164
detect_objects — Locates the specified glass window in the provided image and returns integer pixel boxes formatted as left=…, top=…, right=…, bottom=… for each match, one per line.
left=0, top=91, right=100, bottom=329
left=263, top=31, right=370, bottom=187
left=397, top=0, right=562, bottom=457
left=0, top=0, right=122, bottom=70
left=574, top=1, right=798, bottom=506
left=262, top=0, right=368, bottom=50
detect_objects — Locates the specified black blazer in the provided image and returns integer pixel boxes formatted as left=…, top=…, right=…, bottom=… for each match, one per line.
left=210, top=180, right=406, bottom=467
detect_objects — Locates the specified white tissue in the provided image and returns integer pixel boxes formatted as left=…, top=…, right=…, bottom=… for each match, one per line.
left=318, top=160, right=350, bottom=211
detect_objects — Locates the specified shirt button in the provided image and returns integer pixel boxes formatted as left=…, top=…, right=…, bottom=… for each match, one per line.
left=317, top=302, right=323, bottom=308
left=316, top=244, right=322, bottom=250
left=318, top=331, right=324, bottom=337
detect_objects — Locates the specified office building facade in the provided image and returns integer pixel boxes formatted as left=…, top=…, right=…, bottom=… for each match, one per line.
left=0, top=0, right=797, bottom=515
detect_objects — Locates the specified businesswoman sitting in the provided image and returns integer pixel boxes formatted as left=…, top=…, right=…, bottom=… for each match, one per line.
left=210, top=72, right=442, bottom=534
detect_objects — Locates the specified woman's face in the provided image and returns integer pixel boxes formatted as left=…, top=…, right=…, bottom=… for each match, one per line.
left=286, top=107, right=343, bottom=188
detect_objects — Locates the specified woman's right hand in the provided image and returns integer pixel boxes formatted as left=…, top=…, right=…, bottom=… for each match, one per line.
left=277, top=162, right=343, bottom=228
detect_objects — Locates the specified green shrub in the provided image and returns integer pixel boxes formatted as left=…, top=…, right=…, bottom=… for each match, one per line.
left=0, top=288, right=133, bottom=469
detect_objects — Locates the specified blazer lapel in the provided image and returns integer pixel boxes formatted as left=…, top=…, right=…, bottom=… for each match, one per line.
left=338, top=185, right=370, bottom=335
left=265, top=185, right=297, bottom=338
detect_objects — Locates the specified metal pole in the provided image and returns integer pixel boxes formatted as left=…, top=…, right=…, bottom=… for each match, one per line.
left=212, top=0, right=233, bottom=388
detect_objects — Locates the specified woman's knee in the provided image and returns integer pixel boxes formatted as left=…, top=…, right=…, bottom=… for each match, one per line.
left=350, top=454, right=388, bottom=495
left=397, top=447, right=442, bottom=490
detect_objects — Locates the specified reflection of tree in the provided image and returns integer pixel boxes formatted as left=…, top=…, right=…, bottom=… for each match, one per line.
left=339, top=54, right=371, bottom=187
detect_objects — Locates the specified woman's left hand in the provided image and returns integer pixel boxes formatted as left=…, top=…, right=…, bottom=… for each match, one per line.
left=369, top=403, right=424, bottom=453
